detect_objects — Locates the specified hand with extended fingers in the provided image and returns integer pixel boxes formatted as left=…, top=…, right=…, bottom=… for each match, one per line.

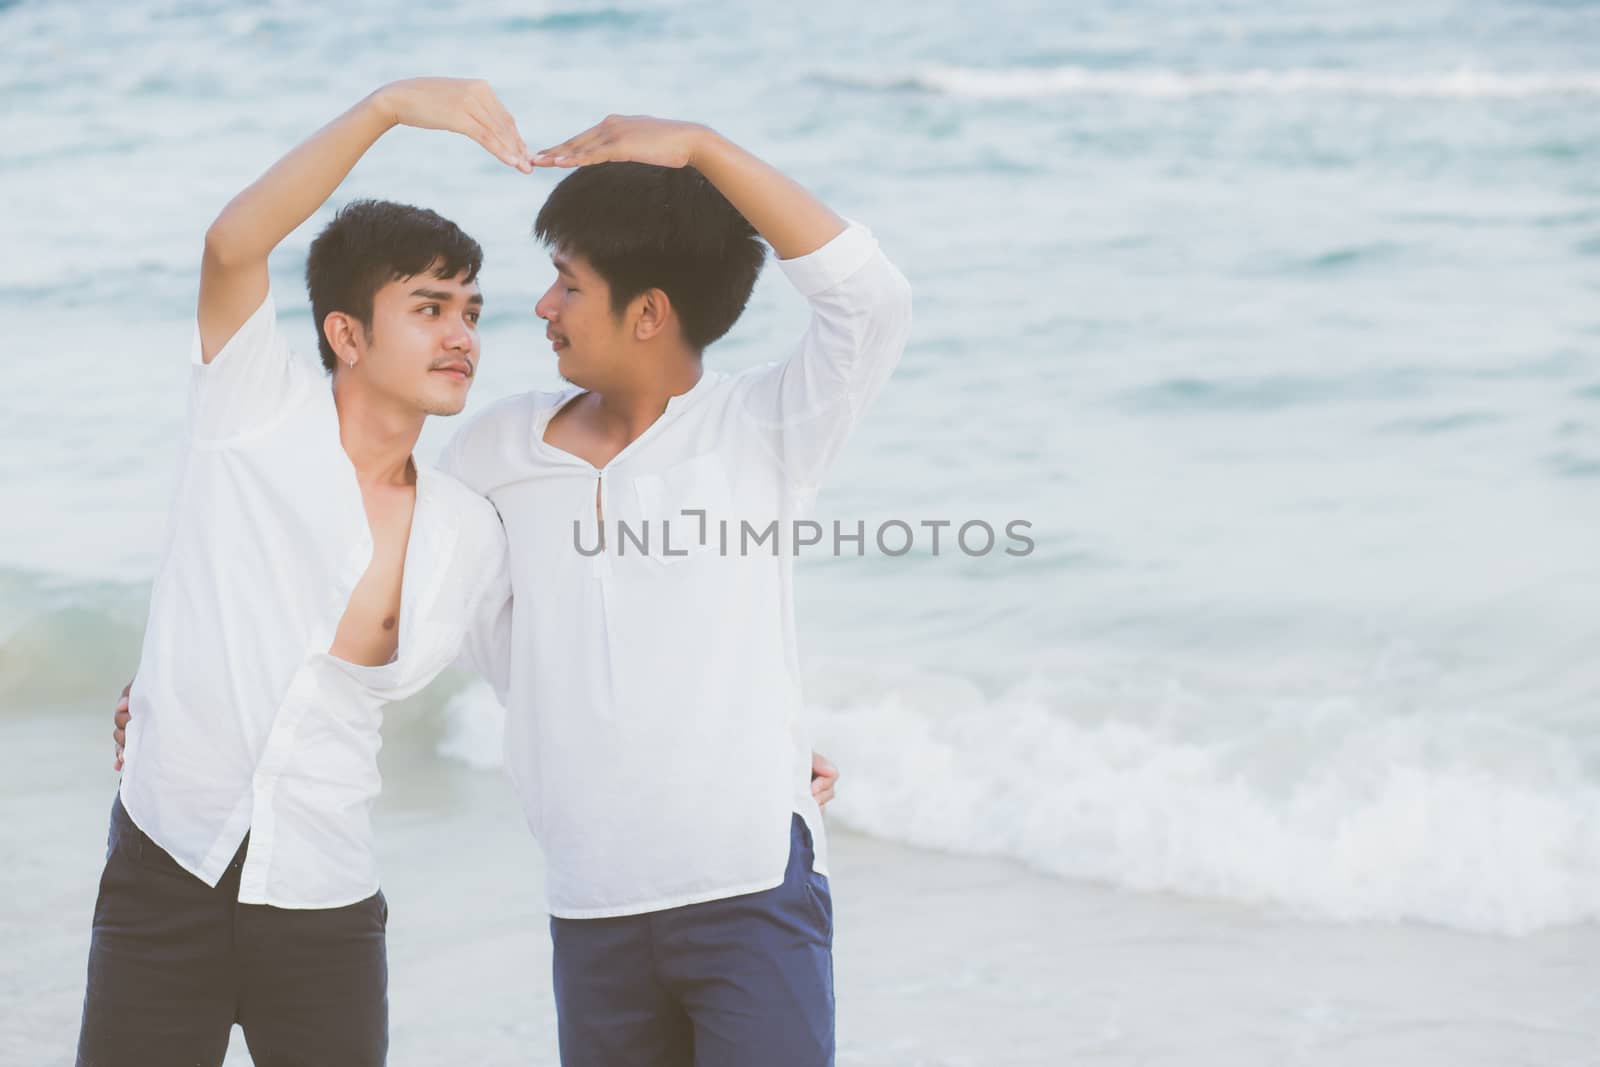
left=531, top=114, right=712, bottom=171
left=377, top=77, right=535, bottom=173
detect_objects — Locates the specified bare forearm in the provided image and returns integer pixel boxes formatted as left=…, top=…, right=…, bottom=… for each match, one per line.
left=688, top=130, right=845, bottom=261
left=203, top=91, right=396, bottom=266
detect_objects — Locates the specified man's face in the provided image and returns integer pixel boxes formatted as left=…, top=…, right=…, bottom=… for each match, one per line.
left=356, top=266, right=483, bottom=416
left=534, top=247, right=626, bottom=389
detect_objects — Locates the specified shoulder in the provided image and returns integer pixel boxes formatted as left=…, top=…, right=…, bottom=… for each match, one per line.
left=437, top=386, right=581, bottom=490
left=450, top=386, right=582, bottom=448
left=417, top=468, right=509, bottom=612
left=724, top=361, right=779, bottom=388
left=424, top=468, right=504, bottom=543
left=422, top=470, right=496, bottom=531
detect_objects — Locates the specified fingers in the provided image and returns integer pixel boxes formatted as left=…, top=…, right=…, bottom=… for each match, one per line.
left=532, top=119, right=612, bottom=166
left=114, top=681, right=131, bottom=770
left=483, top=99, right=534, bottom=171
left=530, top=140, right=585, bottom=166
left=453, top=81, right=531, bottom=172
left=114, top=688, right=130, bottom=751
left=482, top=100, right=533, bottom=172
left=392, top=78, right=533, bottom=171
left=531, top=130, right=583, bottom=163
left=467, top=112, right=532, bottom=173
left=810, top=751, right=839, bottom=810
left=114, top=684, right=130, bottom=764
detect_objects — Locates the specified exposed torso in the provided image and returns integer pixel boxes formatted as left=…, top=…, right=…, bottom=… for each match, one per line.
left=327, top=467, right=417, bottom=667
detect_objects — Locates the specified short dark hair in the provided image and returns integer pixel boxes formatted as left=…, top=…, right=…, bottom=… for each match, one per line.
left=304, top=199, right=484, bottom=373
left=533, top=162, right=766, bottom=352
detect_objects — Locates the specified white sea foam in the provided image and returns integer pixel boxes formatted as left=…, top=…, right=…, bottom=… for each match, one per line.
left=833, top=64, right=1600, bottom=100
left=812, top=673, right=1600, bottom=936
left=437, top=663, right=1600, bottom=936
left=437, top=682, right=507, bottom=771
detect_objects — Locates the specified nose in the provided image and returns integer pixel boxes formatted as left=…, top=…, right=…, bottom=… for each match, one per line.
left=535, top=283, right=560, bottom=322
left=443, top=311, right=473, bottom=352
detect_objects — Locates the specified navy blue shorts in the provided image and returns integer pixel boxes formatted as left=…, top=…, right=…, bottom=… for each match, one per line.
left=550, top=813, right=835, bottom=1067
left=75, top=793, right=389, bottom=1067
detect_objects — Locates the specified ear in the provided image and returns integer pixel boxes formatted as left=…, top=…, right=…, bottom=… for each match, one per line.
left=324, top=311, right=364, bottom=368
left=631, top=288, right=675, bottom=343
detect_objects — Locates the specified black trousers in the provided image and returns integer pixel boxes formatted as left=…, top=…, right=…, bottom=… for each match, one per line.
left=75, top=793, right=388, bottom=1067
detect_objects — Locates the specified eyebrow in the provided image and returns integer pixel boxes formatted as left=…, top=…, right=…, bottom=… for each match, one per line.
left=551, top=255, right=576, bottom=277
left=409, top=288, right=484, bottom=305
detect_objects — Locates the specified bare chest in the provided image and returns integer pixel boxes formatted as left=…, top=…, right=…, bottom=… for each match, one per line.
left=327, top=482, right=416, bottom=667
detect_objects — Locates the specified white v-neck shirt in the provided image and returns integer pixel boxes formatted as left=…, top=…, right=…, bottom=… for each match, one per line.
left=118, top=288, right=510, bottom=909
left=441, top=219, right=913, bottom=918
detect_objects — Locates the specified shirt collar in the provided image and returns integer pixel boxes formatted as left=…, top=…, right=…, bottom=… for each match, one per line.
left=664, top=367, right=719, bottom=414
left=537, top=370, right=723, bottom=457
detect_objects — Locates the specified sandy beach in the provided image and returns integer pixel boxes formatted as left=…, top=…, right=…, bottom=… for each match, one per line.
left=6, top=699, right=1597, bottom=1066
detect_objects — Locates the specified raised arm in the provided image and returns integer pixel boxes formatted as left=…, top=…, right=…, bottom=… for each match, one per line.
left=532, top=115, right=843, bottom=260
left=531, top=117, right=913, bottom=490
left=200, top=78, right=532, bottom=363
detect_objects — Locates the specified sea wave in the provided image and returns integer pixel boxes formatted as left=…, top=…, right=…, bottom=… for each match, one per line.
left=0, top=571, right=147, bottom=708
left=820, top=64, right=1600, bottom=100
left=437, top=663, right=1600, bottom=937
left=12, top=573, right=1598, bottom=937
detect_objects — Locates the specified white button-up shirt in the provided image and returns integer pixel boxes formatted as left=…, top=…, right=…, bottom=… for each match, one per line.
left=119, top=288, right=510, bottom=909
left=441, top=219, right=913, bottom=918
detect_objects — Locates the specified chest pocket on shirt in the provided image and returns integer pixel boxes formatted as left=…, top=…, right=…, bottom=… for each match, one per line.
left=630, top=453, right=735, bottom=566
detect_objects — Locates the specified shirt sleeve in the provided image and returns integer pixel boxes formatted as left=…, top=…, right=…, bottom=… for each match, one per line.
left=437, top=420, right=475, bottom=487
left=187, top=286, right=313, bottom=443
left=736, top=218, right=914, bottom=493
left=454, top=517, right=514, bottom=708
left=436, top=394, right=539, bottom=497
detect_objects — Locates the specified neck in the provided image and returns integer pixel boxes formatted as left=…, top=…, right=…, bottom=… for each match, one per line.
left=331, top=376, right=424, bottom=487
left=590, top=354, right=703, bottom=443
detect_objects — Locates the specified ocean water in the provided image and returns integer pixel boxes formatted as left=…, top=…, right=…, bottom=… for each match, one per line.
left=4, top=0, right=1599, bottom=936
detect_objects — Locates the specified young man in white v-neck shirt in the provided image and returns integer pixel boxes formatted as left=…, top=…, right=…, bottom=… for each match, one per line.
left=435, top=117, right=914, bottom=1065
left=77, top=78, right=532, bottom=1066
